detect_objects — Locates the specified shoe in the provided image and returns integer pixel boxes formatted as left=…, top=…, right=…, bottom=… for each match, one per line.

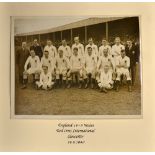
left=85, top=83, right=88, bottom=89
left=103, top=88, right=108, bottom=93
left=67, top=83, right=71, bottom=88
left=128, top=86, right=132, bottom=92
left=21, top=85, right=27, bottom=89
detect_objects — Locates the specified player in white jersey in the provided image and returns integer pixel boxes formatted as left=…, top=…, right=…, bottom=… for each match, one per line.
left=55, top=49, right=70, bottom=88
left=71, top=36, right=84, bottom=57
left=99, top=39, right=112, bottom=57
left=115, top=49, right=132, bottom=92
left=97, top=48, right=115, bottom=84
left=85, top=38, right=98, bottom=57
left=36, top=65, right=54, bottom=90
left=67, top=47, right=84, bottom=89
left=22, top=49, right=41, bottom=89
left=98, top=65, right=114, bottom=93
left=83, top=47, right=97, bottom=89
left=58, top=39, right=71, bottom=59
left=44, top=39, right=57, bottom=59
left=111, top=37, right=125, bottom=57
left=40, top=50, right=56, bottom=80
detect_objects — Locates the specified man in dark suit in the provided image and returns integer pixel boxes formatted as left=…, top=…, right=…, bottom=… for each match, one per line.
left=30, top=39, right=43, bottom=59
left=16, top=42, right=30, bottom=84
left=125, top=39, right=139, bottom=85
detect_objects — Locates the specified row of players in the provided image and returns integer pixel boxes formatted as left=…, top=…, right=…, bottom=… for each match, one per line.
left=21, top=44, right=132, bottom=93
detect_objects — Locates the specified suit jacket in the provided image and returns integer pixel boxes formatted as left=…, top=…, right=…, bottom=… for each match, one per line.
left=16, top=47, right=30, bottom=76
left=30, top=45, right=43, bottom=59
left=125, top=44, right=139, bottom=67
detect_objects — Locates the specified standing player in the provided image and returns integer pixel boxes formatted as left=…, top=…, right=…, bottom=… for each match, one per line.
left=115, top=49, right=132, bottom=92
left=36, top=65, right=54, bottom=90
left=30, top=39, right=43, bottom=59
left=55, top=49, right=70, bottom=88
left=22, top=49, right=41, bottom=89
left=85, top=38, right=98, bottom=57
left=72, top=36, right=84, bottom=57
left=111, top=37, right=125, bottom=57
left=67, top=47, right=84, bottom=89
left=44, top=39, right=57, bottom=59
left=83, top=47, right=97, bottom=89
left=99, top=39, right=112, bottom=57
left=58, top=39, right=71, bottom=59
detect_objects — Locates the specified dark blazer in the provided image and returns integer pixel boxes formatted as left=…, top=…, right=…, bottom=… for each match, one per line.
left=30, top=45, right=43, bottom=59
left=16, top=47, right=30, bottom=76
left=125, top=44, right=139, bottom=67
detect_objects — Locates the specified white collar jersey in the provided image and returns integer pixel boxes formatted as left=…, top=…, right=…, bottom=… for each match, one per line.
left=85, top=54, right=97, bottom=69
left=111, top=44, right=125, bottom=57
left=40, top=56, right=56, bottom=72
left=116, top=55, right=130, bottom=68
left=85, top=44, right=98, bottom=57
left=58, top=45, right=71, bottom=59
left=99, top=45, right=112, bottom=56
left=70, top=55, right=84, bottom=70
left=44, top=45, right=57, bottom=58
left=55, top=55, right=70, bottom=70
left=24, top=55, right=40, bottom=71
left=97, top=55, right=114, bottom=71
left=72, top=43, right=84, bottom=57
left=100, top=70, right=112, bottom=84
left=40, top=71, right=52, bottom=84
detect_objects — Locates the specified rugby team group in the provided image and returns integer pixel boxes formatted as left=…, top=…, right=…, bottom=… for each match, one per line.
left=16, top=36, right=139, bottom=93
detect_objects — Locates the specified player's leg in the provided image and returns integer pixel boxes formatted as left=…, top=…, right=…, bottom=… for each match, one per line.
left=115, top=68, right=122, bottom=92
left=55, top=69, right=60, bottom=88
left=21, top=70, right=29, bottom=89
left=124, top=69, right=132, bottom=92
left=62, top=70, right=67, bottom=88
left=67, top=70, right=72, bottom=88
left=78, top=69, right=83, bottom=89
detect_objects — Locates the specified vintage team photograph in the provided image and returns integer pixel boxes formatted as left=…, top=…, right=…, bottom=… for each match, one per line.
left=11, top=16, right=142, bottom=117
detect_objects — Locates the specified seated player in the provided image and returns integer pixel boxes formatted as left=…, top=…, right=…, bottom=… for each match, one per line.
left=115, top=49, right=132, bottom=92
left=83, top=47, right=97, bottom=89
left=98, top=65, right=114, bottom=93
left=55, top=49, right=70, bottom=88
left=36, top=65, right=54, bottom=90
left=40, top=50, right=56, bottom=82
left=67, top=47, right=84, bottom=89
left=22, top=49, right=41, bottom=89
left=97, top=48, right=115, bottom=85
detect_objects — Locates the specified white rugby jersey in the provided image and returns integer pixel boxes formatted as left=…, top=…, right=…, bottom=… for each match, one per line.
left=84, top=55, right=97, bottom=70
left=44, top=45, right=57, bottom=58
left=97, top=55, right=114, bottom=71
left=24, top=55, right=40, bottom=71
left=111, top=44, right=125, bottom=57
left=70, top=55, right=84, bottom=70
left=116, top=55, right=130, bottom=69
left=55, top=55, right=70, bottom=70
left=72, top=43, right=84, bottom=57
left=85, top=44, right=98, bottom=57
left=58, top=45, right=71, bottom=59
left=100, top=70, right=112, bottom=84
left=40, top=56, right=56, bottom=72
left=39, top=71, right=52, bottom=84
left=99, top=45, right=112, bottom=56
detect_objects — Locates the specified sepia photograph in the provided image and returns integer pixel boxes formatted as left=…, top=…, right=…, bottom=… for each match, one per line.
left=11, top=16, right=142, bottom=118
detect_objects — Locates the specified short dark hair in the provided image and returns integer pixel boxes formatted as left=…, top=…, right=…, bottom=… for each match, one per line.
left=73, top=47, right=78, bottom=51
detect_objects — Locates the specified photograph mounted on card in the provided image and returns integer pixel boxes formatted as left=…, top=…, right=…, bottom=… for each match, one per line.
left=10, top=16, right=142, bottom=119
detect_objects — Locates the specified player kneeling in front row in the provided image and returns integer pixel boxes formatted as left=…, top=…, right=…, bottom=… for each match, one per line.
left=22, top=49, right=41, bottom=89
left=83, top=47, right=97, bottom=89
left=67, top=47, right=84, bottom=89
left=55, top=48, right=70, bottom=88
left=98, top=65, right=113, bottom=93
left=115, top=49, right=132, bottom=92
left=36, top=65, right=54, bottom=90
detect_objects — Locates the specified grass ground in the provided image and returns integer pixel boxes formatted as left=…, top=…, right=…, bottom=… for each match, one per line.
left=15, top=65, right=141, bottom=115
